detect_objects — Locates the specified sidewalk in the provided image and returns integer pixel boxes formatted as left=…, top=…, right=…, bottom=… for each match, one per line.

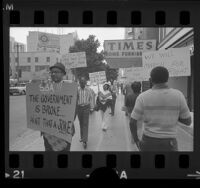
left=10, top=95, right=194, bottom=151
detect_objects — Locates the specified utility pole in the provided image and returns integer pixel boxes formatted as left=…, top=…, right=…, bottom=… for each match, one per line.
left=14, top=43, right=22, bottom=83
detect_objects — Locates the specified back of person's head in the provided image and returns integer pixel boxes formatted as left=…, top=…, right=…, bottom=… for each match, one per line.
left=150, top=66, right=169, bottom=84
left=131, top=82, right=141, bottom=93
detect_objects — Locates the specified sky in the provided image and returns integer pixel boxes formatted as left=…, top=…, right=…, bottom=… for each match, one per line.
left=10, top=27, right=126, bottom=52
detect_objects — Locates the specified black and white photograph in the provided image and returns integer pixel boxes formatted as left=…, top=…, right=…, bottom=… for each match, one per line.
left=9, top=27, right=194, bottom=152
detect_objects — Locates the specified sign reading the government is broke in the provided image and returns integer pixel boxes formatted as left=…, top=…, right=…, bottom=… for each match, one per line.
left=142, top=47, right=191, bottom=79
left=26, top=80, right=78, bottom=143
left=104, top=39, right=156, bottom=68
left=62, top=52, right=87, bottom=69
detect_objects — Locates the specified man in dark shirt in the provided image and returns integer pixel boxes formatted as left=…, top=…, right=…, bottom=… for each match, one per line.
left=125, top=82, right=141, bottom=119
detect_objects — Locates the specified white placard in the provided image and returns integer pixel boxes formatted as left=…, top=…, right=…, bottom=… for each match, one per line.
left=89, top=71, right=106, bottom=84
left=62, top=52, right=87, bottom=69
left=142, top=47, right=191, bottom=78
left=124, top=67, right=148, bottom=82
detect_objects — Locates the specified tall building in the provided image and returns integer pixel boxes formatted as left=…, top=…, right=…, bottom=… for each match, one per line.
left=27, top=31, right=78, bottom=55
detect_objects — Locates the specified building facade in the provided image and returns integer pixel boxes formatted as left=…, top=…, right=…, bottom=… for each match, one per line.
left=10, top=31, right=78, bottom=81
left=10, top=36, right=26, bottom=52
left=123, top=28, right=159, bottom=91
left=157, top=27, right=194, bottom=111
left=27, top=31, right=78, bottom=55
left=10, top=52, right=61, bottom=81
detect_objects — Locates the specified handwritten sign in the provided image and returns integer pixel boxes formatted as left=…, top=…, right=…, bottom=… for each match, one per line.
left=104, top=39, right=156, bottom=58
left=142, top=47, right=191, bottom=79
left=26, top=81, right=78, bottom=143
left=89, top=71, right=106, bottom=84
left=62, top=52, right=87, bottom=69
left=31, top=69, right=50, bottom=81
left=124, top=67, right=148, bottom=82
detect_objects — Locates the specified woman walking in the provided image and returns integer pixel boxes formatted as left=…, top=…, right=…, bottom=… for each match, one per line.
left=97, top=83, right=112, bottom=131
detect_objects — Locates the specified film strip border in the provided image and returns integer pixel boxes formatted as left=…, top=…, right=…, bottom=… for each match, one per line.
left=5, top=152, right=200, bottom=179
left=3, top=1, right=200, bottom=26
left=3, top=0, right=200, bottom=179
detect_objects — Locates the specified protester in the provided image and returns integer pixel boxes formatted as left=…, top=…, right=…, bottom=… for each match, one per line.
left=129, top=66, right=192, bottom=151
left=123, top=82, right=133, bottom=116
left=42, top=62, right=75, bottom=151
left=109, top=79, right=117, bottom=116
left=125, top=81, right=141, bottom=119
left=98, top=83, right=112, bottom=131
left=77, top=76, right=93, bottom=149
left=120, top=83, right=123, bottom=94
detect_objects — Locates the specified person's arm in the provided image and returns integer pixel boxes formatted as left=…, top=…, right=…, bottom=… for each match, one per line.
left=129, top=118, right=139, bottom=142
left=130, top=95, right=144, bottom=150
left=178, top=92, right=192, bottom=126
left=89, top=89, right=94, bottom=109
left=178, top=117, right=191, bottom=126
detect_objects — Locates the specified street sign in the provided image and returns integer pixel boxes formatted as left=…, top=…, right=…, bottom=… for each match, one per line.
left=26, top=81, right=78, bottom=143
left=62, top=52, right=87, bottom=69
left=142, top=47, right=191, bottom=78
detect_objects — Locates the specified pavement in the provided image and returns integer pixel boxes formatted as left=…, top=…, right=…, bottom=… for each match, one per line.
left=9, top=93, right=194, bottom=151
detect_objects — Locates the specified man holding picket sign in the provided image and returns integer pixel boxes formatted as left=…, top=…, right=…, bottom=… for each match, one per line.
left=28, top=62, right=76, bottom=151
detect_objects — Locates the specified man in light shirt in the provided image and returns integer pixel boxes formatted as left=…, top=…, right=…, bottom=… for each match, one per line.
left=129, top=66, right=191, bottom=151
left=77, top=76, right=93, bottom=149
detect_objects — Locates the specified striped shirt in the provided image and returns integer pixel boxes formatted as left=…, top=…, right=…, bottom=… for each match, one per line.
left=131, top=86, right=191, bottom=138
left=78, top=86, right=93, bottom=107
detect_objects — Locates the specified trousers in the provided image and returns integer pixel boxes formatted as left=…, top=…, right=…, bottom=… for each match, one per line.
left=139, top=134, right=178, bottom=151
left=77, top=104, right=90, bottom=142
left=43, top=136, right=71, bottom=151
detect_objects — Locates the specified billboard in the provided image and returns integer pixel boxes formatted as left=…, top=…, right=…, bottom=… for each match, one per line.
left=104, top=39, right=156, bottom=68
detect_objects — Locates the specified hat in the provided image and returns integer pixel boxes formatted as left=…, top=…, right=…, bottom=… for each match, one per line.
left=103, top=82, right=110, bottom=87
left=50, top=63, right=66, bottom=75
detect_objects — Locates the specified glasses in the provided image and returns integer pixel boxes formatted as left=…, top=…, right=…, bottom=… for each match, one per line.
left=50, top=71, right=63, bottom=75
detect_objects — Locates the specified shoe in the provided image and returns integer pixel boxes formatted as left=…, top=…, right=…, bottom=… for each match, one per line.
left=102, top=128, right=107, bottom=132
left=83, top=142, right=87, bottom=149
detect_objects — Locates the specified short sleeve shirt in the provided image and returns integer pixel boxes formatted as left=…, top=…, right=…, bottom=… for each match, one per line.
left=131, top=87, right=191, bottom=138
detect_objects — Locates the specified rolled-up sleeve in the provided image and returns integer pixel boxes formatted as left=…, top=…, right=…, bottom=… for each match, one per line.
left=131, top=95, right=144, bottom=120
left=179, top=92, right=191, bottom=119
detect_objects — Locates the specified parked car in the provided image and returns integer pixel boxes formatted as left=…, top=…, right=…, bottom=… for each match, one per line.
left=10, top=83, right=26, bottom=95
